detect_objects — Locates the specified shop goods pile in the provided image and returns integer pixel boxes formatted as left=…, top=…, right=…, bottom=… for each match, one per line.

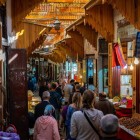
left=0, top=131, right=20, bottom=140
left=119, top=117, right=140, bottom=135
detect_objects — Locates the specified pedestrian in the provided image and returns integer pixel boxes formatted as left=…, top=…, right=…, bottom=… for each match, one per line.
left=28, top=77, right=34, bottom=92
left=100, top=114, right=120, bottom=140
left=49, top=82, right=62, bottom=129
left=55, top=81, right=63, bottom=98
left=33, top=105, right=60, bottom=140
left=66, top=87, right=82, bottom=140
left=34, top=91, right=52, bottom=120
left=39, top=80, right=49, bottom=99
left=70, top=90, right=104, bottom=140
left=94, top=92, right=115, bottom=115
left=63, top=79, right=75, bottom=104
left=80, top=83, right=86, bottom=95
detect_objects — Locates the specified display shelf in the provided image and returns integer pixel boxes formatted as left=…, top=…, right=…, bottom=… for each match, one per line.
left=28, top=96, right=41, bottom=113
left=119, top=125, right=140, bottom=139
left=119, top=125, right=135, bottom=137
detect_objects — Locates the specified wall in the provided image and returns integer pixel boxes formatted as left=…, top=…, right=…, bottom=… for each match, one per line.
left=98, top=55, right=103, bottom=93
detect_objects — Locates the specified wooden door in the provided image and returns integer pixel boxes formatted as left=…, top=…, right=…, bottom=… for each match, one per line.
left=108, top=43, right=121, bottom=97
left=112, top=66, right=121, bottom=97
left=108, top=43, right=113, bottom=98
left=8, top=49, right=28, bottom=140
left=0, top=21, right=3, bottom=129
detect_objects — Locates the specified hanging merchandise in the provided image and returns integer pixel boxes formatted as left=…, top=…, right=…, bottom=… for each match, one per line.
left=134, top=32, right=140, bottom=58
left=114, top=43, right=127, bottom=68
left=112, top=42, right=127, bottom=68
left=112, top=44, right=120, bottom=67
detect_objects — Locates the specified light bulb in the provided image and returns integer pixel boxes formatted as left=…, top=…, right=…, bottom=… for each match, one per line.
left=130, top=64, right=134, bottom=70
left=123, top=64, right=127, bottom=69
left=80, top=75, right=82, bottom=79
left=134, top=57, right=139, bottom=65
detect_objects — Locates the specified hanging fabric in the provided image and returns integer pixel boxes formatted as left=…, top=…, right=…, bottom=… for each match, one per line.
left=112, top=44, right=120, bottom=67
left=134, top=32, right=140, bottom=58
left=114, top=43, right=127, bottom=68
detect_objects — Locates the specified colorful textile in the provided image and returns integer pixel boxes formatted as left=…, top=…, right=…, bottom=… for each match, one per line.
left=44, top=105, right=55, bottom=116
left=0, top=131, right=20, bottom=140
left=112, top=45, right=120, bottom=67
left=112, top=43, right=126, bottom=68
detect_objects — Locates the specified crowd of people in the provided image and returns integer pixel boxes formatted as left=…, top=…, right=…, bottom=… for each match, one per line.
left=28, top=78, right=120, bottom=140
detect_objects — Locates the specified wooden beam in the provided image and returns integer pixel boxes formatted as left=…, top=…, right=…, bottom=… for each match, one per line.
left=85, top=3, right=114, bottom=42
left=76, top=23, right=98, bottom=49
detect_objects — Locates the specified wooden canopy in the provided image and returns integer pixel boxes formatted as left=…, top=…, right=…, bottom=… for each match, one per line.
left=11, top=0, right=89, bottom=62
left=67, top=17, right=98, bottom=49
left=105, top=0, right=140, bottom=30
left=44, top=15, right=99, bottom=62
left=84, top=1, right=114, bottom=42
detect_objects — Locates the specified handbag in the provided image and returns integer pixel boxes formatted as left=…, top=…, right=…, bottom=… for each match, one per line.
left=83, top=111, right=102, bottom=139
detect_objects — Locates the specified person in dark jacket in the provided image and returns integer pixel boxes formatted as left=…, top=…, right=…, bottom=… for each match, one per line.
left=39, top=80, right=49, bottom=99
left=49, top=83, right=62, bottom=128
left=28, top=77, right=34, bottom=92
left=55, top=82, right=63, bottom=98
left=34, top=91, right=50, bottom=120
left=100, top=114, right=121, bottom=140
left=94, top=92, right=115, bottom=115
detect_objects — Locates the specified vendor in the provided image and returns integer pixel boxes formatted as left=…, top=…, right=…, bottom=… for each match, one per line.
left=94, top=92, right=115, bottom=115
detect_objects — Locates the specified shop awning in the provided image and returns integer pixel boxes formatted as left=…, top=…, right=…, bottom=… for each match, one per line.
left=14, top=22, right=51, bottom=56
left=66, top=16, right=98, bottom=52
left=105, top=0, right=140, bottom=30
left=84, top=1, right=114, bottom=42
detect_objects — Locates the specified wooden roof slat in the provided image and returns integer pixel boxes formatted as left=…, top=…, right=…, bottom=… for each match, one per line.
left=46, top=0, right=89, bottom=3
left=26, top=15, right=82, bottom=20
left=11, top=0, right=88, bottom=56
left=85, top=3, right=114, bottom=42
left=106, top=0, right=140, bottom=30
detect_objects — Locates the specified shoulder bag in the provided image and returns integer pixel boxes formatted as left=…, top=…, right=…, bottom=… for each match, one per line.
left=83, top=111, right=102, bottom=139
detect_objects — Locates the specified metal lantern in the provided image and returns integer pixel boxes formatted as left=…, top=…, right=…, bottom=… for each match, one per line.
left=54, top=19, right=61, bottom=31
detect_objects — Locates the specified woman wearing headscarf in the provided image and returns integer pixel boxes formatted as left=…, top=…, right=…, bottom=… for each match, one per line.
left=33, top=105, right=60, bottom=140
left=70, top=90, right=104, bottom=140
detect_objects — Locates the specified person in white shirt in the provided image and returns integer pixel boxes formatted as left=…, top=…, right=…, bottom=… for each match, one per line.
left=63, top=79, right=75, bottom=104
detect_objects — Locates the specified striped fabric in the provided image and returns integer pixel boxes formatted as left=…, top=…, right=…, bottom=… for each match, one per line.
left=112, top=43, right=127, bottom=68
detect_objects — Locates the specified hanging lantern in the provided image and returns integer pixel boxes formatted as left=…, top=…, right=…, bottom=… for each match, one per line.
left=54, top=19, right=61, bottom=31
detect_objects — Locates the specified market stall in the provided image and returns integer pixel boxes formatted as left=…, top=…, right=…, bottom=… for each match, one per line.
left=28, top=90, right=41, bottom=113
left=118, top=114, right=140, bottom=140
